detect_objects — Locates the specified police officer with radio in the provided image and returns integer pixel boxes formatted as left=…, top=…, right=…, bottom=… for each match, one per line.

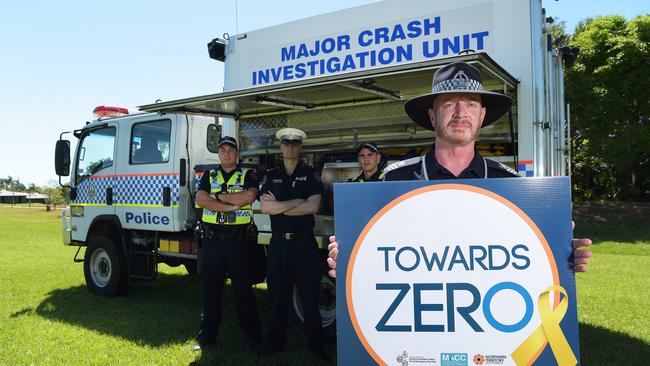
left=348, top=141, right=385, bottom=182
left=194, top=136, right=263, bottom=353
left=259, top=128, right=328, bottom=360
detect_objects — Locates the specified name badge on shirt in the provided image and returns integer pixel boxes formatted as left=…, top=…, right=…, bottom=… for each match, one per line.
left=293, top=176, right=307, bottom=188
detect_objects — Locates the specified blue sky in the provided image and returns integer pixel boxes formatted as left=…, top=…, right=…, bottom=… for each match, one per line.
left=0, top=0, right=647, bottom=187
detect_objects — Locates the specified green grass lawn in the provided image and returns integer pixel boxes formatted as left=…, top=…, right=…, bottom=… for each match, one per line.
left=0, top=203, right=649, bottom=365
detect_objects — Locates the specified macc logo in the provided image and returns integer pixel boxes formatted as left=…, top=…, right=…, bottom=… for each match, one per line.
left=441, top=353, right=468, bottom=366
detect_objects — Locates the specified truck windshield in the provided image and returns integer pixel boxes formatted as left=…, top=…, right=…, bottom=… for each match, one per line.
left=75, top=126, right=116, bottom=184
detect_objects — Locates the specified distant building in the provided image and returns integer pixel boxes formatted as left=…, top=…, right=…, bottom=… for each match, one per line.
left=0, top=191, right=49, bottom=204
left=26, top=192, right=49, bottom=204
left=0, top=190, right=27, bottom=204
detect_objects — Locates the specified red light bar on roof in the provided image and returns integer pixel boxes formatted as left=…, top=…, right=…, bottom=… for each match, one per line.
left=93, top=105, right=130, bottom=118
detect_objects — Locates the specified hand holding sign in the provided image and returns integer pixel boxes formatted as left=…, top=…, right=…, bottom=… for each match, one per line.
left=327, top=236, right=339, bottom=278
left=328, top=226, right=592, bottom=278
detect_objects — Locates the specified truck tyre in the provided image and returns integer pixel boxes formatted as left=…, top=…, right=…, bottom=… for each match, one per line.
left=290, top=272, right=337, bottom=339
left=84, top=235, right=127, bottom=296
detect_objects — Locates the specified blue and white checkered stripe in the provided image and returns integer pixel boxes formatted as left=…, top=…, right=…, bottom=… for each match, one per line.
left=114, top=175, right=180, bottom=206
left=518, top=160, right=534, bottom=177
left=431, top=78, right=484, bottom=93
left=72, top=174, right=180, bottom=206
left=73, top=176, right=111, bottom=205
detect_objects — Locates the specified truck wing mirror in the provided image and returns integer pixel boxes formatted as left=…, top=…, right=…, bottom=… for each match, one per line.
left=55, top=139, right=71, bottom=176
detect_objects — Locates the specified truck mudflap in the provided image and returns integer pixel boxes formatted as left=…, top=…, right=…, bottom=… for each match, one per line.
left=62, top=206, right=72, bottom=245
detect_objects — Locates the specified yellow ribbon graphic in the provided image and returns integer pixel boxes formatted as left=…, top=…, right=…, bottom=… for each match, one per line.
left=511, top=285, right=577, bottom=366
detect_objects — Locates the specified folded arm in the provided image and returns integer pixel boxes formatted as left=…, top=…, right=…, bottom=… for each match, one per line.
left=260, top=191, right=305, bottom=215
left=283, top=194, right=321, bottom=216
left=217, top=188, right=258, bottom=206
left=196, top=190, right=240, bottom=212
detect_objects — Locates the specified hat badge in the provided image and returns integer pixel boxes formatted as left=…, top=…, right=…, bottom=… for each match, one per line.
left=451, top=70, right=469, bottom=88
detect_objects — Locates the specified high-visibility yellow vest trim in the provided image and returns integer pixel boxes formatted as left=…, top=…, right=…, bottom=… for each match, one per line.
left=352, top=170, right=385, bottom=182
left=201, top=168, right=253, bottom=225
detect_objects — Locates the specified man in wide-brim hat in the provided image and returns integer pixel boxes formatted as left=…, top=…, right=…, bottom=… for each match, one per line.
left=326, top=61, right=592, bottom=277
left=385, top=61, right=518, bottom=180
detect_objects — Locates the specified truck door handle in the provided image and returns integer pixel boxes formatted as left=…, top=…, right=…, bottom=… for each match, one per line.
left=163, top=187, right=171, bottom=207
left=106, top=187, right=113, bottom=205
left=180, top=159, right=186, bottom=187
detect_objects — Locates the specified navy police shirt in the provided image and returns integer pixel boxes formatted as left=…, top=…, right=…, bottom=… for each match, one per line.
left=384, top=145, right=518, bottom=181
left=259, top=161, right=323, bottom=233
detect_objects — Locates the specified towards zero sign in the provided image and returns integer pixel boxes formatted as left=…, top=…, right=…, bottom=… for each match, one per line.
left=334, top=178, right=579, bottom=366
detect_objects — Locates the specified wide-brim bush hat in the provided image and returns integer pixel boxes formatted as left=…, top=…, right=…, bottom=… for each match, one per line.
left=404, top=62, right=513, bottom=131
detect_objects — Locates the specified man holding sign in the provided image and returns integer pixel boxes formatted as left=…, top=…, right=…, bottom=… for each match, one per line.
left=327, top=61, right=593, bottom=366
left=327, top=61, right=592, bottom=276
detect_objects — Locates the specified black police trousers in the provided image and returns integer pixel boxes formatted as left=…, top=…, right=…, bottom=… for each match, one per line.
left=197, top=237, right=261, bottom=343
left=266, top=236, right=322, bottom=350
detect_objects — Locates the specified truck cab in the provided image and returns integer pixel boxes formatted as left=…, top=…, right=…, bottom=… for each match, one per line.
left=57, top=109, right=218, bottom=295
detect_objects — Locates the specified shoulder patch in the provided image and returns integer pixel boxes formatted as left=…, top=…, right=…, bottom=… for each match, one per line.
left=486, top=159, right=519, bottom=177
left=383, top=156, right=423, bottom=175
left=497, top=162, right=519, bottom=176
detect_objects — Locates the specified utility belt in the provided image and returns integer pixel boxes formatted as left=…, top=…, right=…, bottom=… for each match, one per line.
left=271, top=232, right=315, bottom=240
left=200, top=222, right=248, bottom=241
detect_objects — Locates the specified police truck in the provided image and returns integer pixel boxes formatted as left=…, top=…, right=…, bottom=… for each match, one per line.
left=55, top=0, right=575, bottom=337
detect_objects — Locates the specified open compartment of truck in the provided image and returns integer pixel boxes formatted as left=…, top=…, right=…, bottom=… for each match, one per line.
left=139, top=52, right=518, bottom=157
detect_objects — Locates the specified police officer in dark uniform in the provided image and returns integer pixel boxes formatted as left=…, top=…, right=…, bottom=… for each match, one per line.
left=327, top=62, right=593, bottom=277
left=259, top=128, right=328, bottom=360
left=194, top=136, right=263, bottom=353
left=347, top=142, right=385, bottom=182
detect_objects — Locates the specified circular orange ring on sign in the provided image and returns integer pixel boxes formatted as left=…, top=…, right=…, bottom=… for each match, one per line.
left=345, top=184, right=561, bottom=366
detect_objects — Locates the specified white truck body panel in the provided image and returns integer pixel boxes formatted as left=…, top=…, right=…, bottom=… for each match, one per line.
left=222, top=0, right=552, bottom=177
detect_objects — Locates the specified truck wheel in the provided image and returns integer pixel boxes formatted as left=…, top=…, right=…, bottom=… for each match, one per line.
left=290, top=272, right=337, bottom=339
left=84, top=235, right=127, bottom=296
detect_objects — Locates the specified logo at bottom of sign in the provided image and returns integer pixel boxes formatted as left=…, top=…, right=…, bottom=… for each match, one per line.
left=441, top=353, right=468, bottom=366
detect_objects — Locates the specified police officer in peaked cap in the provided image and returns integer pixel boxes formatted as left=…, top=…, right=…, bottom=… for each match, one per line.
left=348, top=142, right=385, bottom=182
left=193, top=136, right=263, bottom=354
left=326, top=62, right=592, bottom=277
left=259, top=127, right=329, bottom=360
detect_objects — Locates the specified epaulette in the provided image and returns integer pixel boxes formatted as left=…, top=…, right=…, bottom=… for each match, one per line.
left=486, top=159, right=519, bottom=176
left=498, top=163, right=519, bottom=176
left=382, top=156, right=423, bottom=175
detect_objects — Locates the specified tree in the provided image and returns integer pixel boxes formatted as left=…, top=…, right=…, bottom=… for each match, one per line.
left=44, top=181, right=69, bottom=209
left=566, top=15, right=650, bottom=201
left=0, top=176, right=27, bottom=193
left=27, top=183, right=42, bottom=193
left=0, top=176, right=13, bottom=190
